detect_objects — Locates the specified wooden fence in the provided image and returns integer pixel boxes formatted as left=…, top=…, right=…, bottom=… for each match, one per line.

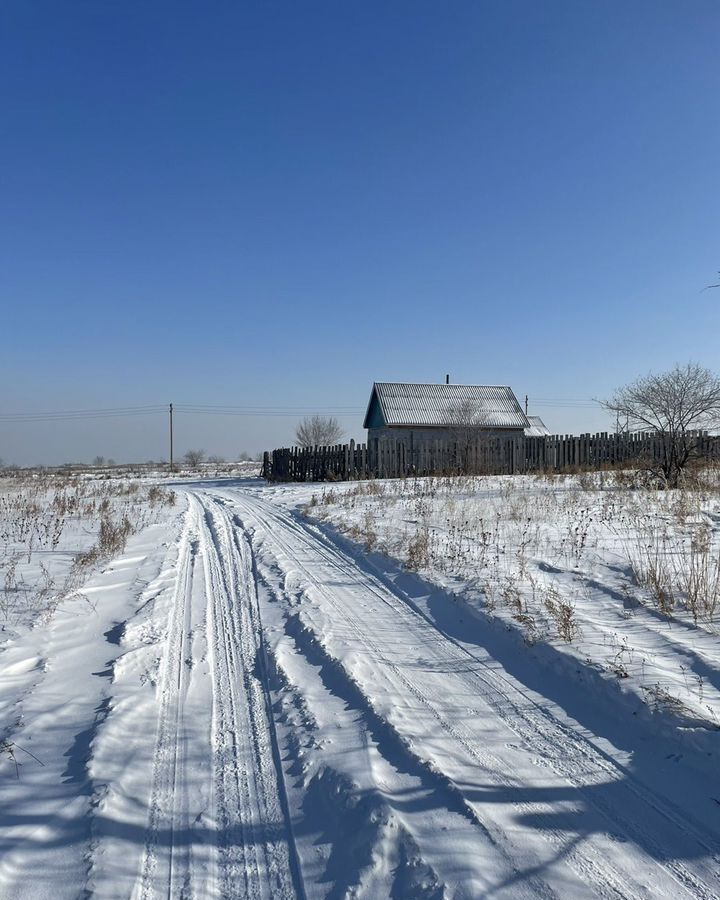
left=263, top=441, right=371, bottom=482
left=262, top=431, right=720, bottom=482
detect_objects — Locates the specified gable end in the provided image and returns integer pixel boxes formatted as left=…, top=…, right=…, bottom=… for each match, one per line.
left=363, top=386, right=386, bottom=429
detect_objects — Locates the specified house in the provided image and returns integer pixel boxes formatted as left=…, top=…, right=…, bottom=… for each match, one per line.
left=524, top=415, right=551, bottom=437
left=363, top=382, right=529, bottom=453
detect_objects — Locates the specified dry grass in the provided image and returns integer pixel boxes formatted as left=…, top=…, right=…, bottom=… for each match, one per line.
left=0, top=473, right=176, bottom=624
left=305, top=467, right=720, bottom=640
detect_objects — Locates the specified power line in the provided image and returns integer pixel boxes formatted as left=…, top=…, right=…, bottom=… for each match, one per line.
left=0, top=398, right=602, bottom=424
left=0, top=404, right=164, bottom=418
left=174, top=409, right=362, bottom=418
left=0, top=403, right=364, bottom=423
left=0, top=408, right=166, bottom=423
left=176, top=403, right=363, bottom=411
left=528, top=398, right=600, bottom=408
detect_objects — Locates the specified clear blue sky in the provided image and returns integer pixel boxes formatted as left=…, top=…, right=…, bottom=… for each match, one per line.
left=1, top=1, right=719, bottom=463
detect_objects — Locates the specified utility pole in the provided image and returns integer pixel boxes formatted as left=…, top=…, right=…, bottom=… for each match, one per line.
left=525, top=395, right=529, bottom=416
left=169, top=403, right=174, bottom=471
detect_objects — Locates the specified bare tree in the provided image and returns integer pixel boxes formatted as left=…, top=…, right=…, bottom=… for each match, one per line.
left=295, top=415, right=344, bottom=447
left=446, top=399, right=486, bottom=472
left=603, top=363, right=720, bottom=487
left=183, top=449, right=206, bottom=468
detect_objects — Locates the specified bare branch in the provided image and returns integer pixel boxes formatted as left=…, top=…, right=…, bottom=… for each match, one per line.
left=701, top=271, right=720, bottom=291
left=183, top=449, right=206, bottom=468
left=602, top=363, right=720, bottom=486
left=295, top=415, right=344, bottom=448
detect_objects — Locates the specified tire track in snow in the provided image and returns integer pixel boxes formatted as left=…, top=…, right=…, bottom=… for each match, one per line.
left=228, top=489, right=720, bottom=900
left=133, top=493, right=300, bottom=899
left=197, top=495, right=301, bottom=900
left=136, top=498, right=199, bottom=900
left=230, top=495, right=627, bottom=899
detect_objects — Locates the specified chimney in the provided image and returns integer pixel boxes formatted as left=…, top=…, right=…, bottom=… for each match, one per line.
left=445, top=374, right=450, bottom=385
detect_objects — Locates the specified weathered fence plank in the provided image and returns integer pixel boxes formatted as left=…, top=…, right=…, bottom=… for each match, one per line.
left=262, top=431, right=720, bottom=482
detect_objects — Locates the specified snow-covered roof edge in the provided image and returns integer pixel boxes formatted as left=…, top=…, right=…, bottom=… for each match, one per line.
left=363, top=382, right=530, bottom=429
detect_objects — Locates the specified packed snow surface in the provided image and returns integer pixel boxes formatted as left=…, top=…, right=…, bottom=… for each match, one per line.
left=2, top=473, right=720, bottom=898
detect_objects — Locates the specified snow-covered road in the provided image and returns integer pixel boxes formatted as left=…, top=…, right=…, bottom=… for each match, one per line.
left=129, top=493, right=300, bottom=900
left=2, top=480, right=720, bottom=899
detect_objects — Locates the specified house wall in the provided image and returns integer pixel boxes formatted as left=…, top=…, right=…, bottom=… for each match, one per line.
left=367, top=425, right=524, bottom=468
left=367, top=425, right=524, bottom=444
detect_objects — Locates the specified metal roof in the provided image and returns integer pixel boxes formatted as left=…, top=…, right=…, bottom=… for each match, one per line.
left=524, top=415, right=551, bottom=437
left=364, top=382, right=529, bottom=429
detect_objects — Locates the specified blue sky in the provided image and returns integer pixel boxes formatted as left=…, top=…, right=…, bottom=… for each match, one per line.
left=1, top=1, right=719, bottom=463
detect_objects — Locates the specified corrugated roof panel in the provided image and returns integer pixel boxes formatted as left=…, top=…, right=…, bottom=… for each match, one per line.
left=524, top=415, right=551, bottom=437
left=367, top=383, right=528, bottom=429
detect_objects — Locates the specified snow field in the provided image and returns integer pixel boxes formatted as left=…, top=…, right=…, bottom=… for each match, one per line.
left=3, top=471, right=720, bottom=898
left=0, top=473, right=177, bottom=633
left=295, top=473, right=720, bottom=734
left=228, top=485, right=720, bottom=898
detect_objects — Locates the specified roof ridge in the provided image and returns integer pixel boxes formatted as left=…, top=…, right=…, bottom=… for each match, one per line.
left=374, top=381, right=513, bottom=388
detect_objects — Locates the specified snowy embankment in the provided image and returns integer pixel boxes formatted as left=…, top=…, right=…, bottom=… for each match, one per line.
left=292, top=472, right=720, bottom=739
left=2, top=471, right=720, bottom=898
left=0, top=474, right=180, bottom=897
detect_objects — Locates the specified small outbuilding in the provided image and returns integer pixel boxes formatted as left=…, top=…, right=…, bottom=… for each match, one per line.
left=363, top=382, right=529, bottom=451
left=524, top=415, right=551, bottom=437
